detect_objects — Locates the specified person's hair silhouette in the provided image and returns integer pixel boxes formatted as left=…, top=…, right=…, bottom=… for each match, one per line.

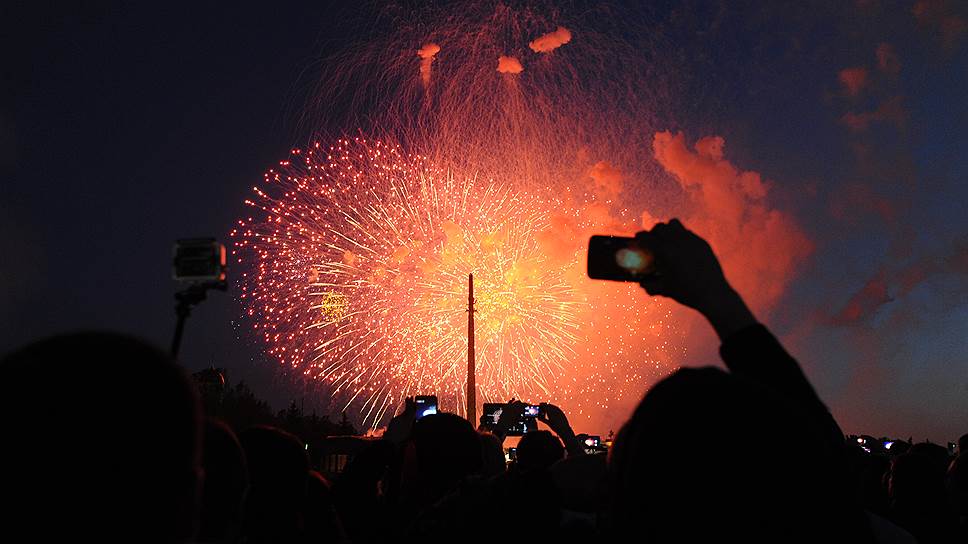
left=516, top=430, right=564, bottom=471
left=0, top=332, right=202, bottom=542
left=239, top=425, right=310, bottom=543
left=198, top=418, right=248, bottom=543
left=609, top=219, right=870, bottom=540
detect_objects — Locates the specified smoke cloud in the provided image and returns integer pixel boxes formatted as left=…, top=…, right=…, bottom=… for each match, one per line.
left=876, top=43, right=901, bottom=75
left=838, top=67, right=869, bottom=96
left=831, top=272, right=893, bottom=325
left=833, top=237, right=968, bottom=325
left=588, top=161, right=623, bottom=202
left=842, top=96, right=907, bottom=131
left=913, top=0, right=968, bottom=50
left=652, top=131, right=813, bottom=313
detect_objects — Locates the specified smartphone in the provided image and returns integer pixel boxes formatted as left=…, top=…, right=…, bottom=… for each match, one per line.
left=481, top=403, right=532, bottom=436
left=587, top=235, right=656, bottom=282
left=481, top=403, right=503, bottom=428
left=415, top=395, right=438, bottom=419
left=173, top=238, right=226, bottom=282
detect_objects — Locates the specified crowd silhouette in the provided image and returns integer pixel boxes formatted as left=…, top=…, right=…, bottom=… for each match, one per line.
left=1, top=219, right=965, bottom=542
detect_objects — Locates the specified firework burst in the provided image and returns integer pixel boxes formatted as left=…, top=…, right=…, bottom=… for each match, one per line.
left=233, top=138, right=583, bottom=426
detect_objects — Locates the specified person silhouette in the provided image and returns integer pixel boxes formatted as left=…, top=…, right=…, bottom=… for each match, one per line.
left=0, top=332, right=202, bottom=542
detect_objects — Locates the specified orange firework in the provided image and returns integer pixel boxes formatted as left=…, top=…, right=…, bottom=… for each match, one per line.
left=233, top=138, right=583, bottom=426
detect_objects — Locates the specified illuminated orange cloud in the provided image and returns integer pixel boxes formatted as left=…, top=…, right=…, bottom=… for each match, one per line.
left=842, top=96, right=906, bottom=131
left=417, top=43, right=441, bottom=87
left=529, top=26, right=572, bottom=53
left=831, top=272, right=892, bottom=325
left=497, top=55, right=523, bottom=74
left=652, top=131, right=813, bottom=312
left=588, top=161, right=623, bottom=202
left=838, top=67, right=869, bottom=96
left=829, top=237, right=968, bottom=326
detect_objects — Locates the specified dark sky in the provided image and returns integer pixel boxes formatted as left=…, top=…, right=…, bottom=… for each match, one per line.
left=3, top=1, right=967, bottom=441
left=2, top=2, right=353, bottom=407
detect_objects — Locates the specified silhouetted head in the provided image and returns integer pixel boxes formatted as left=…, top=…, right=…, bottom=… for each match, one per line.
left=889, top=452, right=948, bottom=510
left=959, top=433, right=968, bottom=455
left=551, top=452, right=608, bottom=514
left=408, top=412, right=482, bottom=501
left=239, top=425, right=309, bottom=543
left=889, top=440, right=912, bottom=456
left=853, top=448, right=891, bottom=515
left=516, top=430, right=564, bottom=471
left=609, top=367, right=852, bottom=540
left=910, top=442, right=952, bottom=474
left=947, top=454, right=968, bottom=516
left=304, top=469, right=346, bottom=542
left=0, top=332, right=201, bottom=542
left=197, top=418, right=248, bottom=543
left=479, top=431, right=507, bottom=477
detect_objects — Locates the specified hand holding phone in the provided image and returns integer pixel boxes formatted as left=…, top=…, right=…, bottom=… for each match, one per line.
left=490, top=400, right=529, bottom=438
left=588, top=219, right=757, bottom=341
left=537, top=403, right=570, bottom=434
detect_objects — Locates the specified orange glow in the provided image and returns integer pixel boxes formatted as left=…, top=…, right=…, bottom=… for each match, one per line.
left=417, top=43, right=441, bottom=87
left=529, top=26, right=572, bottom=53
left=496, top=55, right=523, bottom=74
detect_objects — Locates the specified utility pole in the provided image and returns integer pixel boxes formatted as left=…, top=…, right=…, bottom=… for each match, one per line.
left=467, top=273, right=476, bottom=426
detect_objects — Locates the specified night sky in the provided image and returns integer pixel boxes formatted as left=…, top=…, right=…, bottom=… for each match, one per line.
left=4, top=1, right=967, bottom=441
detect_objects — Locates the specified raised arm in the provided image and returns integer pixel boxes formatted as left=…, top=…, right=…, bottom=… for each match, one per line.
left=537, top=402, right=585, bottom=457
left=636, top=219, right=844, bottom=445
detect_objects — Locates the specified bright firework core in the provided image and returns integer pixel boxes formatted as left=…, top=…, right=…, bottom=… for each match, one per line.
left=234, top=139, right=584, bottom=426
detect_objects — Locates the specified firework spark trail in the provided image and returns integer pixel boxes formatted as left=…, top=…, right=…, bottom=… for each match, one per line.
left=302, top=2, right=678, bottom=192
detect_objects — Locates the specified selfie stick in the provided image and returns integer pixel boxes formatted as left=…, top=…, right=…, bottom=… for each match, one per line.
left=171, top=280, right=226, bottom=358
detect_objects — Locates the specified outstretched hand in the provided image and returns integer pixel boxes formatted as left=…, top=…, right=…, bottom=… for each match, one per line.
left=493, top=399, right=527, bottom=442
left=636, top=219, right=757, bottom=340
left=538, top=402, right=584, bottom=457
left=537, top=403, right=571, bottom=437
